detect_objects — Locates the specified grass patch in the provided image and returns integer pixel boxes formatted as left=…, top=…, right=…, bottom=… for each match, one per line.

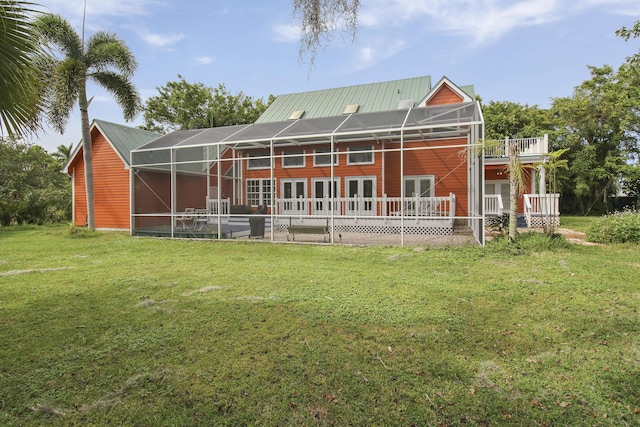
left=1, top=225, right=639, bottom=425
left=560, top=216, right=597, bottom=233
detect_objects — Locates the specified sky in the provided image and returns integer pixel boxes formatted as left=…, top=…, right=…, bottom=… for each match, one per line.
left=29, top=0, right=640, bottom=153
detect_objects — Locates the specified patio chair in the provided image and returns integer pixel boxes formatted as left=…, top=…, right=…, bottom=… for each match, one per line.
left=193, top=209, right=209, bottom=231
left=176, top=208, right=195, bottom=229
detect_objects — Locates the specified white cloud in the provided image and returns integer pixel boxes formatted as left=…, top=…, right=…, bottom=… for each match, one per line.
left=194, top=56, right=215, bottom=65
left=138, top=31, right=184, bottom=49
left=273, top=24, right=300, bottom=43
left=359, top=0, right=639, bottom=46
left=353, top=40, right=406, bottom=70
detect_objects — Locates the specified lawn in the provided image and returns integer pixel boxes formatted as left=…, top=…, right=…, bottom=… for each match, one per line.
left=560, top=216, right=598, bottom=233
left=0, top=226, right=638, bottom=426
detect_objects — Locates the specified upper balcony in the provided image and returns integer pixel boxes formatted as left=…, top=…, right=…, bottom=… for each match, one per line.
left=484, top=135, right=548, bottom=163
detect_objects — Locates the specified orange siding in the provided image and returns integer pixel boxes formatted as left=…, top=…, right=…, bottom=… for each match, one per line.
left=427, top=85, right=463, bottom=106
left=242, top=139, right=470, bottom=217
left=384, top=139, right=469, bottom=217
left=68, top=128, right=130, bottom=229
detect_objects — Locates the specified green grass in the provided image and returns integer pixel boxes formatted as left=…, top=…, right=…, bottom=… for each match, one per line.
left=1, top=225, right=639, bottom=426
left=560, top=216, right=597, bottom=233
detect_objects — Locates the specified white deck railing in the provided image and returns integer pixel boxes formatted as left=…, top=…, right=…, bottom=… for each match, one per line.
left=274, top=193, right=456, bottom=218
left=485, top=135, right=548, bottom=158
left=524, top=194, right=560, bottom=227
left=206, top=197, right=230, bottom=215
left=484, top=194, right=504, bottom=215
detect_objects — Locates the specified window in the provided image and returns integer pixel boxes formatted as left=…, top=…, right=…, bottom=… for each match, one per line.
left=282, top=150, right=305, bottom=168
left=247, top=152, right=271, bottom=170
left=404, top=176, right=434, bottom=198
left=347, top=146, right=374, bottom=165
left=246, top=179, right=274, bottom=206
left=314, top=149, right=338, bottom=167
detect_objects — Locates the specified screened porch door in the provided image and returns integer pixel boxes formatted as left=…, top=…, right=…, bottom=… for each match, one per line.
left=346, top=177, right=375, bottom=215
left=281, top=179, right=307, bottom=214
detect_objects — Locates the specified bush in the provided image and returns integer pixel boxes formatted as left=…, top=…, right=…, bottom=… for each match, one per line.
left=587, top=210, right=640, bottom=244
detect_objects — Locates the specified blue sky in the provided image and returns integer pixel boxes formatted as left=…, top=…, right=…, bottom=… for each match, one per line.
left=31, top=0, right=640, bottom=153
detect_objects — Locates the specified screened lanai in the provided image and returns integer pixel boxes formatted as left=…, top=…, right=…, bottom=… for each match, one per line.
left=130, top=101, right=485, bottom=246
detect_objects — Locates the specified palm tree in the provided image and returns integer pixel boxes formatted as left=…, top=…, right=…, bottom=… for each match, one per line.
left=0, top=1, right=47, bottom=137
left=507, top=140, right=527, bottom=241
left=35, top=14, right=141, bottom=230
left=52, top=142, right=73, bottom=166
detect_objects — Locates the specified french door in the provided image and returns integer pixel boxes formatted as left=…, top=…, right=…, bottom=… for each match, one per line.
left=312, top=178, right=340, bottom=214
left=346, top=177, right=376, bottom=215
left=281, top=179, right=307, bottom=214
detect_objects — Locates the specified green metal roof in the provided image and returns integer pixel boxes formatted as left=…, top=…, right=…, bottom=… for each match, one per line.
left=92, top=119, right=160, bottom=166
left=256, top=76, right=434, bottom=123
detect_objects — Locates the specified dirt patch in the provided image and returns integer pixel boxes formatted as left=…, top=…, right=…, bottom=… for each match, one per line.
left=0, top=267, right=74, bottom=277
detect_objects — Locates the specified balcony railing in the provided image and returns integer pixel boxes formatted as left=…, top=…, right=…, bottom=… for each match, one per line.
left=485, top=135, right=548, bottom=158
left=484, top=194, right=504, bottom=215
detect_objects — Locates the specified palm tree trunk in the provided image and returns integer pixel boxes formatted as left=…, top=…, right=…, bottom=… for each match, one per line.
left=508, top=142, right=518, bottom=241
left=79, top=85, right=94, bottom=231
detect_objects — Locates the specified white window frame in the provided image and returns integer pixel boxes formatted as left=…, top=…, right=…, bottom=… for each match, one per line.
left=282, top=150, right=306, bottom=168
left=313, top=148, right=339, bottom=167
left=404, top=175, right=435, bottom=198
left=347, top=145, right=374, bottom=165
left=246, top=178, right=275, bottom=207
left=247, top=152, right=271, bottom=170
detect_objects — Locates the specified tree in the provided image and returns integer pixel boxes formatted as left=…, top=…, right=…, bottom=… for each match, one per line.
left=0, top=137, right=71, bottom=225
left=52, top=142, right=73, bottom=166
left=35, top=14, right=141, bottom=231
left=293, top=0, right=359, bottom=65
left=0, top=1, right=48, bottom=138
left=551, top=64, right=639, bottom=215
left=142, top=76, right=274, bottom=134
left=482, top=101, right=554, bottom=140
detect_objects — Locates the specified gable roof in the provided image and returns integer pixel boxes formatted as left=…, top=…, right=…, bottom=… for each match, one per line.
left=256, top=76, right=434, bottom=123
left=64, top=119, right=160, bottom=172
left=419, top=76, right=475, bottom=106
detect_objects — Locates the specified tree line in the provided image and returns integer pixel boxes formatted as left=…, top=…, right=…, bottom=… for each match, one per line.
left=1, top=1, right=638, bottom=226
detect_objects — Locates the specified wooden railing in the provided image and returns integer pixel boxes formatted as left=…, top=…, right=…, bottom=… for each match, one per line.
left=206, top=197, right=230, bottom=215
left=524, top=194, right=560, bottom=227
left=485, top=135, right=548, bottom=158
left=274, top=193, right=456, bottom=218
left=484, top=194, right=504, bottom=215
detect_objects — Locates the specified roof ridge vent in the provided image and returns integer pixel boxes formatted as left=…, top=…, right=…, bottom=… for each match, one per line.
left=398, top=100, right=414, bottom=109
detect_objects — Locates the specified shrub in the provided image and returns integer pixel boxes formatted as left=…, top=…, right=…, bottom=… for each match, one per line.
left=587, top=210, right=640, bottom=244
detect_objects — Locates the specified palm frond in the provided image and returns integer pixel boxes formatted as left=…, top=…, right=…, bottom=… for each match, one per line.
left=91, top=71, right=142, bottom=121
left=86, top=31, right=137, bottom=76
left=46, top=57, right=84, bottom=133
left=0, top=1, right=45, bottom=137
left=33, top=13, right=83, bottom=60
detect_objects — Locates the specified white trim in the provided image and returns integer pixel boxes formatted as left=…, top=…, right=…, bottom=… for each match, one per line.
left=418, top=76, right=473, bottom=107
left=313, top=148, right=339, bottom=167
left=346, top=145, right=374, bottom=165
left=281, top=149, right=306, bottom=168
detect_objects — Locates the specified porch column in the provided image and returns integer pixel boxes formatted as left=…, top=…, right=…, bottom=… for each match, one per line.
left=539, top=165, right=546, bottom=196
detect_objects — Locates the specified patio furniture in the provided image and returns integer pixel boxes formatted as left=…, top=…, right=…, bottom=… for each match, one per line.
left=286, top=217, right=330, bottom=242
left=249, top=205, right=267, bottom=238
left=176, top=208, right=195, bottom=229
left=193, top=209, right=208, bottom=231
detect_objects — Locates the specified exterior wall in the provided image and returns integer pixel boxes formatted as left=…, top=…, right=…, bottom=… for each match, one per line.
left=484, top=164, right=533, bottom=214
left=384, top=138, right=469, bottom=217
left=426, top=85, right=463, bottom=106
left=240, top=138, right=470, bottom=217
left=68, top=129, right=129, bottom=229
left=241, top=141, right=384, bottom=196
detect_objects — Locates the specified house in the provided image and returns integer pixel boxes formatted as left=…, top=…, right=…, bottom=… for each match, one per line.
left=69, top=76, right=557, bottom=245
left=64, top=119, right=160, bottom=230
left=130, top=76, right=487, bottom=244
